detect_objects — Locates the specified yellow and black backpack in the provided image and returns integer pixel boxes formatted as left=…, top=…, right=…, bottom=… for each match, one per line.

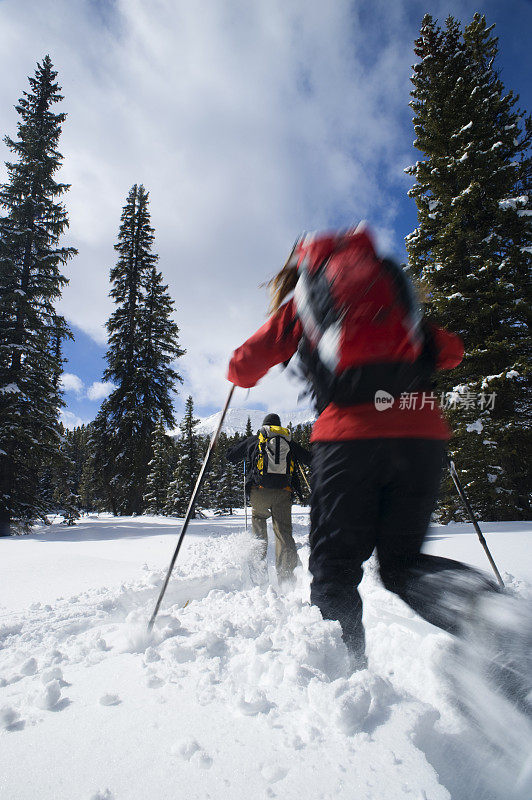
left=254, top=425, right=294, bottom=489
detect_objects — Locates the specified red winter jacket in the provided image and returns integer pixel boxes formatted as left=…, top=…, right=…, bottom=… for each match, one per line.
left=227, top=298, right=464, bottom=442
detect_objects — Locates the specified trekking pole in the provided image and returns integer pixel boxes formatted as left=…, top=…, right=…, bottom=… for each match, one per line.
left=243, top=460, right=248, bottom=531
left=446, top=455, right=504, bottom=588
left=298, top=462, right=311, bottom=495
left=148, top=384, right=236, bottom=631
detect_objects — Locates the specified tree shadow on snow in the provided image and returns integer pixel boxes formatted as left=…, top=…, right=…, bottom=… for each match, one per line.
left=19, top=516, right=241, bottom=544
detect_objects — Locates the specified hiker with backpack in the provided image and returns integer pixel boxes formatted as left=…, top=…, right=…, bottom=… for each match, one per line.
left=226, top=413, right=311, bottom=586
left=227, top=224, right=505, bottom=670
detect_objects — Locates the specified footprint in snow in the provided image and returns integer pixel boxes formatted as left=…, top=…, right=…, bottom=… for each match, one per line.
left=41, top=667, right=68, bottom=686
left=261, top=763, right=289, bottom=784
left=89, top=790, right=114, bottom=800
left=1, top=704, right=21, bottom=730
left=99, top=693, right=121, bottom=706
left=47, top=649, right=64, bottom=663
left=146, top=674, right=165, bottom=688
left=235, top=689, right=274, bottom=716
left=191, top=750, right=213, bottom=770
left=171, top=738, right=213, bottom=769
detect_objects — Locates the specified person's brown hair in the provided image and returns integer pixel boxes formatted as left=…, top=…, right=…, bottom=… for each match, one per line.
left=266, top=245, right=300, bottom=315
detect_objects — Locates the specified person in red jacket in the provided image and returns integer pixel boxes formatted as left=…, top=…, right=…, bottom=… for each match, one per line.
left=227, top=226, right=498, bottom=668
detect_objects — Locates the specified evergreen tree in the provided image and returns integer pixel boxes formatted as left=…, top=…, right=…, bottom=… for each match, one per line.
left=78, top=422, right=102, bottom=513
left=78, top=451, right=96, bottom=513
left=166, top=396, right=202, bottom=516
left=0, top=56, right=76, bottom=534
left=292, top=422, right=312, bottom=452
left=245, top=416, right=253, bottom=437
left=52, top=432, right=80, bottom=526
left=96, top=184, right=184, bottom=515
left=406, top=14, right=531, bottom=520
left=215, top=457, right=241, bottom=515
left=53, top=425, right=93, bottom=522
left=88, top=406, right=118, bottom=514
left=143, top=416, right=174, bottom=514
left=291, top=422, right=312, bottom=505
left=200, top=431, right=223, bottom=509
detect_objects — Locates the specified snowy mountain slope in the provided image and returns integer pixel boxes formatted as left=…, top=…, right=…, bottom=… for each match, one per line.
left=0, top=515, right=530, bottom=800
left=172, top=407, right=316, bottom=438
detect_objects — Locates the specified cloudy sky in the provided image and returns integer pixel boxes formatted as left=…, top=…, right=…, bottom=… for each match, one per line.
left=0, top=0, right=530, bottom=427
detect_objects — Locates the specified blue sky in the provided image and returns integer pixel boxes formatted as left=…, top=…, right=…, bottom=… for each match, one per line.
left=0, top=0, right=531, bottom=427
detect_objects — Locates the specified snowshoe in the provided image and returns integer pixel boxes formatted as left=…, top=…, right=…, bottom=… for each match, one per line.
left=441, top=591, right=532, bottom=793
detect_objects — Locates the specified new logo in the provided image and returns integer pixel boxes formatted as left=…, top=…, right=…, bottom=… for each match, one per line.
left=374, top=390, right=394, bottom=411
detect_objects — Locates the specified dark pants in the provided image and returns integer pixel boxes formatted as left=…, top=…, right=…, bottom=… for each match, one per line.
left=309, top=439, right=496, bottom=656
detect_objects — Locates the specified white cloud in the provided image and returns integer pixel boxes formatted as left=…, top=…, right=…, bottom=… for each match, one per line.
left=60, top=372, right=84, bottom=394
left=59, top=410, right=89, bottom=430
left=87, top=381, right=115, bottom=401
left=0, top=0, right=504, bottom=409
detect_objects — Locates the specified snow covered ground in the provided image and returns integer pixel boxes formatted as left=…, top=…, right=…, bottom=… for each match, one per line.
left=1, top=512, right=530, bottom=800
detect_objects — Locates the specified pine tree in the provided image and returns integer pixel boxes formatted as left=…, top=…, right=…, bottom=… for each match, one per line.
left=245, top=416, right=253, bottom=437
left=215, top=458, right=241, bottom=515
left=143, top=416, right=174, bottom=514
left=78, top=422, right=102, bottom=513
left=52, top=434, right=80, bottom=526
left=406, top=14, right=532, bottom=520
left=95, top=184, right=184, bottom=515
left=87, top=406, right=119, bottom=514
left=0, top=56, right=77, bottom=535
left=291, top=422, right=312, bottom=504
left=166, top=396, right=202, bottom=516
left=200, top=431, right=223, bottom=509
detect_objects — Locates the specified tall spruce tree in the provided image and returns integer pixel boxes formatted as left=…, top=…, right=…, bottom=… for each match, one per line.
left=95, top=184, right=184, bottom=515
left=166, top=396, right=201, bottom=516
left=0, top=56, right=76, bottom=535
left=406, top=14, right=531, bottom=520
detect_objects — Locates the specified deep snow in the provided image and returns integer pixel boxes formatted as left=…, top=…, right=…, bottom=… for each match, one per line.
left=0, top=512, right=530, bottom=800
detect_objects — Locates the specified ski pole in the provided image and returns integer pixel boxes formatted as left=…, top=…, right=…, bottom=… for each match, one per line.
left=148, top=384, right=236, bottom=631
left=446, top=455, right=504, bottom=588
left=298, top=462, right=311, bottom=495
left=243, top=460, right=248, bottom=531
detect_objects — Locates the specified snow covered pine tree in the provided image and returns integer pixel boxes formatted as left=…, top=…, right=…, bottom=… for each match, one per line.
left=166, top=396, right=202, bottom=517
left=92, top=184, right=184, bottom=515
left=406, top=14, right=531, bottom=521
left=143, top=415, right=175, bottom=515
left=0, top=56, right=77, bottom=535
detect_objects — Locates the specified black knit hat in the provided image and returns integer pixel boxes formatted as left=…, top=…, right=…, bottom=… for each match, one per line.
left=262, top=413, right=281, bottom=427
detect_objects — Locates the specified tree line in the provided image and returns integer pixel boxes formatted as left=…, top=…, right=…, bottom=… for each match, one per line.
left=0, top=12, right=530, bottom=533
left=48, top=404, right=312, bottom=523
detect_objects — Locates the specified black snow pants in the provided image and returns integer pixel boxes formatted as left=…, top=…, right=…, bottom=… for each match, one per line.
left=309, top=439, right=496, bottom=657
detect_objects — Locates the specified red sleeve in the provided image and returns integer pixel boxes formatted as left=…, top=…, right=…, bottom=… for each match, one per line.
left=431, top=326, right=464, bottom=370
left=227, top=299, right=302, bottom=388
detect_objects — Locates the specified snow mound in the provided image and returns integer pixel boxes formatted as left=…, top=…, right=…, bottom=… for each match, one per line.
left=33, top=679, right=62, bottom=710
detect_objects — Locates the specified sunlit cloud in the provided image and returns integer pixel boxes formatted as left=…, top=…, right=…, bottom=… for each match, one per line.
left=86, top=381, right=115, bottom=401
left=60, top=372, right=84, bottom=395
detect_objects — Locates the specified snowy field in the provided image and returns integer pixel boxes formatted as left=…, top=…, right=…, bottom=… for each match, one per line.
left=0, top=511, right=530, bottom=800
